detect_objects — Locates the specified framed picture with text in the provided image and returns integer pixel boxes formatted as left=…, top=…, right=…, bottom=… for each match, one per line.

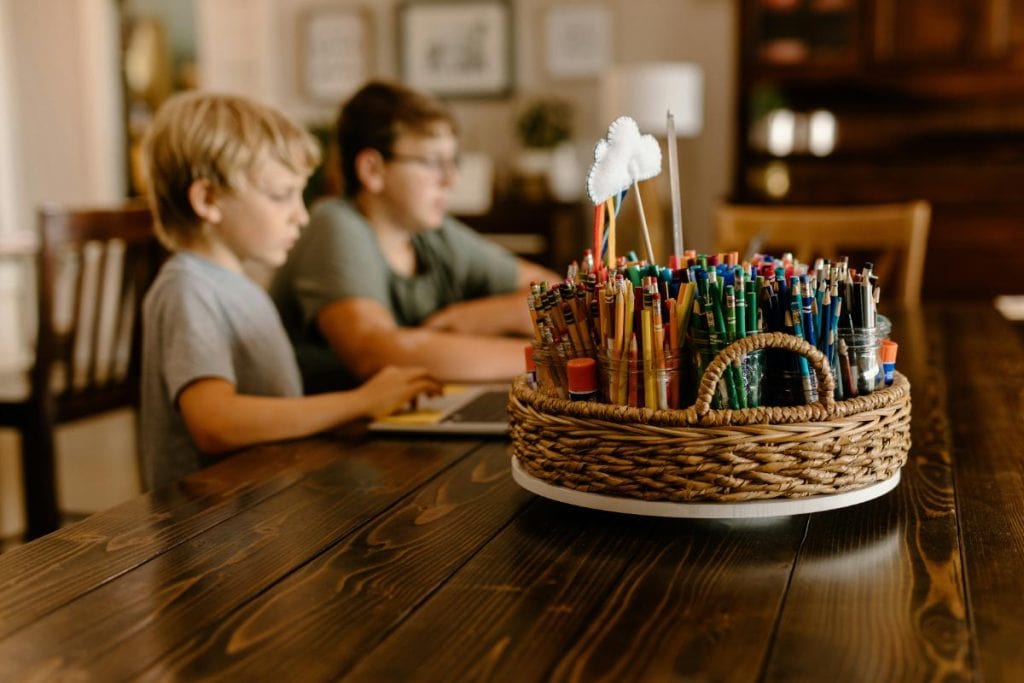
left=301, top=8, right=372, bottom=103
left=398, top=0, right=513, bottom=98
left=545, top=5, right=612, bottom=79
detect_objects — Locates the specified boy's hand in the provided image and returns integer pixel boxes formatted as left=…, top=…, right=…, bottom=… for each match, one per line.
left=356, top=366, right=442, bottom=419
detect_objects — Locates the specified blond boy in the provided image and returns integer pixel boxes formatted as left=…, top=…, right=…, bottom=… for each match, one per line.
left=140, top=92, right=439, bottom=489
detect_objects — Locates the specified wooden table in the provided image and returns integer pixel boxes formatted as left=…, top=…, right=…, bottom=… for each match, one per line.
left=1, top=303, right=1022, bottom=681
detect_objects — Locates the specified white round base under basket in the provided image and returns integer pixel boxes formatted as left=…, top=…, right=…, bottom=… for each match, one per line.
left=511, top=457, right=901, bottom=519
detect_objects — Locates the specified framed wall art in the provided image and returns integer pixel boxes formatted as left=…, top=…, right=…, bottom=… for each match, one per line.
left=545, top=5, right=612, bottom=79
left=398, top=0, right=513, bottom=98
left=301, top=8, right=372, bottom=102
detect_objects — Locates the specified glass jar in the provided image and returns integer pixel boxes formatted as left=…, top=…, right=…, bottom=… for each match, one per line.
left=837, top=327, right=882, bottom=397
left=688, top=332, right=765, bottom=410
left=532, top=344, right=569, bottom=399
left=764, top=359, right=819, bottom=407
left=875, top=313, right=892, bottom=341
left=597, top=348, right=681, bottom=410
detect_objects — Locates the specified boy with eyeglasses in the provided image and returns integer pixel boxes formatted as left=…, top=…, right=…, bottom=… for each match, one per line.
left=139, top=92, right=440, bottom=489
left=271, top=81, right=558, bottom=392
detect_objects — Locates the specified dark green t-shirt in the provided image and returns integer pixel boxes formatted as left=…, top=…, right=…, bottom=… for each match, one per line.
left=271, top=198, right=519, bottom=392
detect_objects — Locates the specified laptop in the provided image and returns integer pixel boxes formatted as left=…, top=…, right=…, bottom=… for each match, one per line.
left=368, top=383, right=511, bottom=436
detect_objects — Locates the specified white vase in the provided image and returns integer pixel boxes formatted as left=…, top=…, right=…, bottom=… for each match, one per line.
left=547, top=142, right=583, bottom=202
left=516, top=148, right=552, bottom=177
left=515, top=148, right=552, bottom=201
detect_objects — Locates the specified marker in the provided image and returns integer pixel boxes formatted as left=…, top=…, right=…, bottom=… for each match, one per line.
left=786, top=306, right=815, bottom=404
left=567, top=358, right=598, bottom=402
left=880, top=340, right=898, bottom=385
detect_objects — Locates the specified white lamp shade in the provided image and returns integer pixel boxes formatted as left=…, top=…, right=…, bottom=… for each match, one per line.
left=600, top=62, right=704, bottom=137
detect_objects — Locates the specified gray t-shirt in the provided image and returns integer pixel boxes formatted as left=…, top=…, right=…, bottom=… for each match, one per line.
left=140, top=251, right=302, bottom=490
left=270, top=198, right=519, bottom=392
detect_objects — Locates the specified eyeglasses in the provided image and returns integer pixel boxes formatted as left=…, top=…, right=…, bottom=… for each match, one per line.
left=387, top=153, right=461, bottom=177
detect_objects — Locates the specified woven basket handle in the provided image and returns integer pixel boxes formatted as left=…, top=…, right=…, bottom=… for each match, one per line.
left=693, top=332, right=836, bottom=416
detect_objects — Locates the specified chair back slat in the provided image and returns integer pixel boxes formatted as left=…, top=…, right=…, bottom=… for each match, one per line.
left=715, top=200, right=931, bottom=306
left=70, top=240, right=103, bottom=391
left=92, top=239, right=124, bottom=386
left=33, top=202, right=162, bottom=409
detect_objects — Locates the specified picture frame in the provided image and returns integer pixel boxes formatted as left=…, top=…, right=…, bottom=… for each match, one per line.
left=545, top=5, right=612, bottom=79
left=398, top=0, right=513, bottom=98
left=301, top=8, right=372, bottom=103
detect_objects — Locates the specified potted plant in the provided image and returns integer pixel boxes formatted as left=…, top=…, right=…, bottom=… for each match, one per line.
left=517, top=97, right=574, bottom=149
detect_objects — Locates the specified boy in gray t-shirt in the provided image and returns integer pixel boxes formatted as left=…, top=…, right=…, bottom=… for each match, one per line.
left=139, top=92, right=440, bottom=490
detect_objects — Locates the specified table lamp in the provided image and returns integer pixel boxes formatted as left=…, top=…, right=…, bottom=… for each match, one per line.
left=600, top=62, right=704, bottom=262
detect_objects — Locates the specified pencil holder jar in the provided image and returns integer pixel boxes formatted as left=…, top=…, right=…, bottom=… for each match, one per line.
left=596, top=348, right=681, bottom=409
left=764, top=351, right=820, bottom=407
left=838, top=327, right=883, bottom=396
left=532, top=345, right=569, bottom=399
left=875, top=313, right=892, bottom=340
left=688, top=332, right=765, bottom=410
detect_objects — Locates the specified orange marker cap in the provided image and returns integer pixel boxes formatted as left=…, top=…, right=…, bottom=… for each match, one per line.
left=524, top=345, right=536, bottom=372
left=880, top=339, right=899, bottom=363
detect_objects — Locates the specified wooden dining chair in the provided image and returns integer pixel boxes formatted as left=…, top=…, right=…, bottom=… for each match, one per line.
left=715, top=200, right=931, bottom=306
left=0, top=202, right=162, bottom=540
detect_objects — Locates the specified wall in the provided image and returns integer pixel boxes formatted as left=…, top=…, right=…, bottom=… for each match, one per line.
left=0, top=0, right=132, bottom=538
left=4, top=0, right=125, bottom=235
left=0, top=1, right=18, bottom=240
left=197, top=0, right=735, bottom=254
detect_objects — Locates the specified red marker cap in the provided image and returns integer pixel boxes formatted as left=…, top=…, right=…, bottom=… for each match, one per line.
left=566, top=357, right=597, bottom=393
left=524, top=345, right=536, bottom=372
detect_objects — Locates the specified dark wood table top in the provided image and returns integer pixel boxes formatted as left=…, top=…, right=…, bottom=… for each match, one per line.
left=2, top=302, right=1022, bottom=681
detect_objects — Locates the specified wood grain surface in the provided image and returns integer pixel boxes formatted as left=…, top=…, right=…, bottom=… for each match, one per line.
left=0, top=304, right=1021, bottom=681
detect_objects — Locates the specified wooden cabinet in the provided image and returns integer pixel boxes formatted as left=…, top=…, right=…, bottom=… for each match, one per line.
left=744, top=0, right=861, bottom=71
left=743, top=0, right=1024, bottom=71
left=872, top=0, right=1024, bottom=66
left=735, top=0, right=1024, bottom=299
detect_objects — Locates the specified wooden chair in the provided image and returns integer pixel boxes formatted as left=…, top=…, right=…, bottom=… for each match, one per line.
left=0, top=202, right=162, bottom=540
left=715, top=201, right=931, bottom=306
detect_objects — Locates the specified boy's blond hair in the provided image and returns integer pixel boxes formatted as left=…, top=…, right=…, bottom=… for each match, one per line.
left=142, top=91, right=321, bottom=250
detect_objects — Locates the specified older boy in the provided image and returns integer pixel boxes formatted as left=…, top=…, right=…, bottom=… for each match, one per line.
left=140, top=92, right=440, bottom=489
left=271, top=81, right=559, bottom=393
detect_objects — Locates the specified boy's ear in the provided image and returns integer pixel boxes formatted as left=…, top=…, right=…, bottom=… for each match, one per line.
left=187, top=179, right=222, bottom=224
left=354, top=148, right=386, bottom=194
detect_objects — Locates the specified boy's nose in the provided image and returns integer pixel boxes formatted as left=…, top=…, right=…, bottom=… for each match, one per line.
left=439, top=165, right=459, bottom=188
left=295, top=198, right=310, bottom=225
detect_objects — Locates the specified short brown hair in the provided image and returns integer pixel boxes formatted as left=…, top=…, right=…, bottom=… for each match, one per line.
left=336, top=81, right=457, bottom=197
left=142, top=91, right=321, bottom=250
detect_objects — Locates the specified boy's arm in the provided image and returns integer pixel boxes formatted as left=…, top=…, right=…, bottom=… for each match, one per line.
left=318, top=297, right=528, bottom=383
left=421, top=258, right=560, bottom=336
left=516, top=257, right=560, bottom=289
left=420, top=292, right=532, bottom=336
left=177, top=369, right=441, bottom=455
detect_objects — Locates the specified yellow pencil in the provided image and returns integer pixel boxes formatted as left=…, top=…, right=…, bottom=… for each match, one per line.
left=620, top=281, right=635, bottom=405
left=640, top=307, right=653, bottom=408
left=677, top=281, right=696, bottom=346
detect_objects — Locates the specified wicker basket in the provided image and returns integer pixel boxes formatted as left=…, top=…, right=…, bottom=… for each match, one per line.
left=509, top=332, right=911, bottom=502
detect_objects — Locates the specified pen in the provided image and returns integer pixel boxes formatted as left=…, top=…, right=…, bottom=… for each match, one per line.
left=786, top=306, right=815, bottom=404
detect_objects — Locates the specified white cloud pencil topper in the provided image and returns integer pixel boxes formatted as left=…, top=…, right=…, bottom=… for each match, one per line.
left=586, top=116, right=663, bottom=268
